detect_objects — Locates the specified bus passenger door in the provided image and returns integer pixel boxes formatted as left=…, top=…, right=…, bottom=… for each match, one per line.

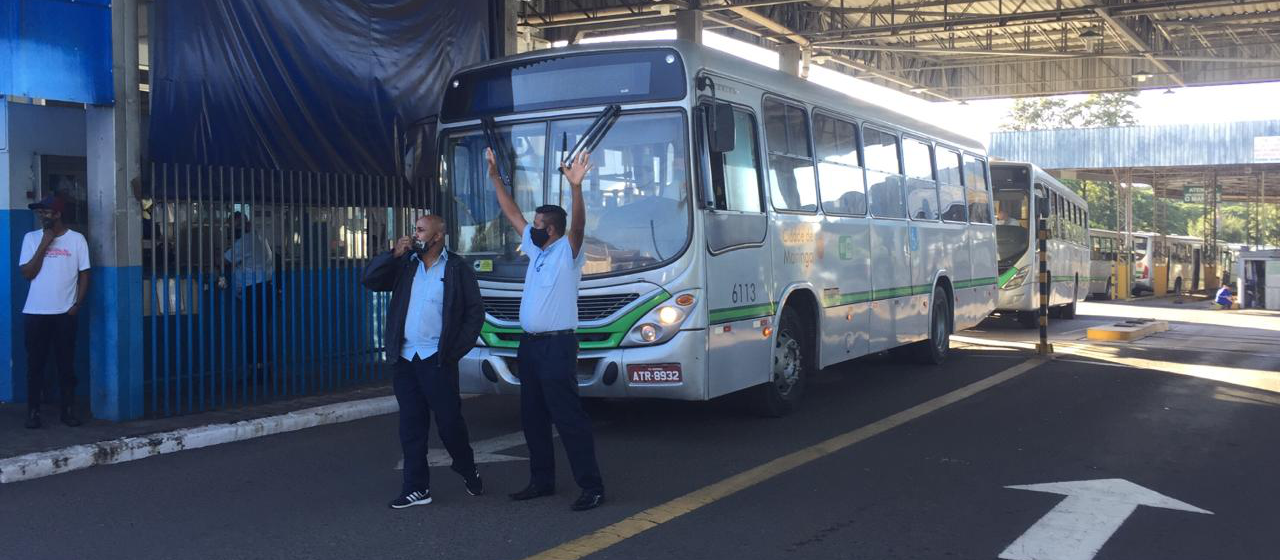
left=700, top=104, right=775, bottom=399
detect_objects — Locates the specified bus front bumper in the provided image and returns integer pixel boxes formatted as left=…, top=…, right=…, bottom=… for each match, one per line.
left=459, top=329, right=707, bottom=400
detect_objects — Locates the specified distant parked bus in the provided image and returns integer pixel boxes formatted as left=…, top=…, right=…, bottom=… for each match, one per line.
left=991, top=162, right=1090, bottom=327
left=1132, top=233, right=1203, bottom=294
left=1088, top=228, right=1122, bottom=299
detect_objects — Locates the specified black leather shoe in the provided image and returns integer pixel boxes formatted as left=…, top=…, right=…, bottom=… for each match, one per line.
left=24, top=409, right=41, bottom=429
left=60, top=407, right=82, bottom=428
left=571, top=489, right=605, bottom=511
left=462, top=470, right=484, bottom=497
left=509, top=484, right=555, bottom=501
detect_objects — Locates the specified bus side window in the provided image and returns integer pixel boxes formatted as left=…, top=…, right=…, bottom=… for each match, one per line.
left=708, top=107, right=764, bottom=213
left=763, top=98, right=817, bottom=213
left=963, top=155, right=991, bottom=224
left=903, top=137, right=938, bottom=220
left=937, top=148, right=966, bottom=222
left=864, top=126, right=906, bottom=219
left=814, top=111, right=866, bottom=216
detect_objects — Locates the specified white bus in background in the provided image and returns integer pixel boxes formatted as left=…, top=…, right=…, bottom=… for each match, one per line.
left=1132, top=232, right=1204, bottom=294
left=990, top=162, right=1090, bottom=328
left=436, top=41, right=997, bottom=415
left=1088, top=228, right=1122, bottom=299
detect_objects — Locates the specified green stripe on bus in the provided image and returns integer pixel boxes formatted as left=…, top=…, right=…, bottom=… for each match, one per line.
left=709, top=302, right=777, bottom=324
left=480, top=290, right=672, bottom=350
left=997, top=267, right=1018, bottom=288
left=955, top=277, right=997, bottom=289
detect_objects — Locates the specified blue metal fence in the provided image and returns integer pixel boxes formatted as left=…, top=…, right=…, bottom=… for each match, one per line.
left=143, top=163, right=427, bottom=417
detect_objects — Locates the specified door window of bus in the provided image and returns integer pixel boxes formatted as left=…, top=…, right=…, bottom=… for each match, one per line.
left=763, top=98, right=817, bottom=212
left=708, top=108, right=763, bottom=213
left=903, top=137, right=938, bottom=221
left=812, top=111, right=865, bottom=216
left=937, top=148, right=966, bottom=222
left=864, top=126, right=906, bottom=218
left=993, top=176, right=1030, bottom=270
left=964, top=155, right=992, bottom=223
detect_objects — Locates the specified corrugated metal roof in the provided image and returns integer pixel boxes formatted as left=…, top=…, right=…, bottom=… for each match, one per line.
left=989, top=120, right=1280, bottom=168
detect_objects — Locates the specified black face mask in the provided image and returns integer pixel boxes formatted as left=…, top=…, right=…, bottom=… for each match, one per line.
left=530, top=226, right=550, bottom=248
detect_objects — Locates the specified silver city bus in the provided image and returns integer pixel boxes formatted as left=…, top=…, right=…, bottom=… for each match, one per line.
left=437, top=41, right=997, bottom=414
left=991, top=162, right=1090, bottom=327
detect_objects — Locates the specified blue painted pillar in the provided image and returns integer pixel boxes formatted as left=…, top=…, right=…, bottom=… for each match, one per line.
left=83, top=0, right=143, bottom=421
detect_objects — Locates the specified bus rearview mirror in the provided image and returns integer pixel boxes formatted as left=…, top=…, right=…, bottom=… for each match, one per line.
left=709, top=103, right=736, bottom=153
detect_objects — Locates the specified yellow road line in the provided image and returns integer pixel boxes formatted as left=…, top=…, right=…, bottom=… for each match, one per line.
left=523, top=356, right=1048, bottom=560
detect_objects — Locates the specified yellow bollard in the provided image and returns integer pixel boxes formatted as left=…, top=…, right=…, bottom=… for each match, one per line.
left=1152, top=264, right=1168, bottom=297
left=1115, top=261, right=1131, bottom=300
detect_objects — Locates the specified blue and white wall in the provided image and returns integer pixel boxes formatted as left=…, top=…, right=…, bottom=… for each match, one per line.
left=0, top=100, right=91, bottom=405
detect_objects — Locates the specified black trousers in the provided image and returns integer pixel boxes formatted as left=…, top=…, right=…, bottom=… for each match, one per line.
left=517, top=333, right=603, bottom=493
left=394, top=355, right=476, bottom=494
left=239, top=283, right=274, bottom=376
left=24, top=313, right=77, bottom=410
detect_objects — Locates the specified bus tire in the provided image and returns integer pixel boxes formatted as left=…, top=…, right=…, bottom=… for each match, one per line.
left=1060, top=300, right=1076, bottom=319
left=752, top=307, right=807, bottom=417
left=1017, top=310, right=1038, bottom=329
left=912, top=286, right=951, bottom=365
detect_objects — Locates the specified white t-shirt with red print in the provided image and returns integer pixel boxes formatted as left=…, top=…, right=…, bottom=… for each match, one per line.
left=19, top=229, right=90, bottom=315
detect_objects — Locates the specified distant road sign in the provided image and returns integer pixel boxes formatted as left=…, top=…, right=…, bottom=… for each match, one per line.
left=1183, top=186, right=1222, bottom=204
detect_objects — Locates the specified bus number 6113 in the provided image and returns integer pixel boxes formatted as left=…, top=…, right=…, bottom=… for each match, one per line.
left=731, top=283, right=758, bottom=304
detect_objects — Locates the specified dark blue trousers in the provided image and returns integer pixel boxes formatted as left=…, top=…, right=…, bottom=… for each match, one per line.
left=394, top=355, right=476, bottom=494
left=517, top=333, right=603, bottom=493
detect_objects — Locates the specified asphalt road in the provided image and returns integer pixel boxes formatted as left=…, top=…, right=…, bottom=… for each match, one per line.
left=3, top=307, right=1277, bottom=560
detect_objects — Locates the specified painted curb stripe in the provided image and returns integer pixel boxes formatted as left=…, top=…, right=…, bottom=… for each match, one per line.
left=0, top=395, right=405, bottom=484
left=521, top=356, right=1048, bottom=560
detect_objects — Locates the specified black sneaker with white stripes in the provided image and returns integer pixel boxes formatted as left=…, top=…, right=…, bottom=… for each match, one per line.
left=388, top=489, right=432, bottom=509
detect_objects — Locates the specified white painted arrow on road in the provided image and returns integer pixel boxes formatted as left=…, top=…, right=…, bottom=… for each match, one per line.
left=1000, top=478, right=1212, bottom=560
left=395, top=430, right=550, bottom=470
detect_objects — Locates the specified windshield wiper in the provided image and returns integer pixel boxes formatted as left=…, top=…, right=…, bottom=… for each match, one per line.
left=561, top=104, right=620, bottom=168
left=481, top=117, right=513, bottom=188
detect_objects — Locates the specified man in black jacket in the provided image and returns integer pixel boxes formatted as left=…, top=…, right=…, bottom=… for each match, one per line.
left=362, top=215, right=485, bottom=509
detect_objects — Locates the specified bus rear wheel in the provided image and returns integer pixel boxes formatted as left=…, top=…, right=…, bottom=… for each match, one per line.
left=752, top=307, right=808, bottom=417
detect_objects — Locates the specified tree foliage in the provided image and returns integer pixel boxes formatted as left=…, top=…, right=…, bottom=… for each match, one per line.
left=1000, top=92, right=1139, bottom=131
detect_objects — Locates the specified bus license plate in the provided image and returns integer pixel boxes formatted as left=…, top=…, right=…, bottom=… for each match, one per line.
left=627, top=364, right=682, bottom=384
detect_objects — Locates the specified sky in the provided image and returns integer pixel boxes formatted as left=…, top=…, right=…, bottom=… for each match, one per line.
left=573, top=30, right=1280, bottom=147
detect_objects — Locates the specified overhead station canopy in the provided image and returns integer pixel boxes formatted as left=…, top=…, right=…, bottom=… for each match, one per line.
left=522, top=0, right=1280, bottom=100
left=989, top=120, right=1280, bottom=200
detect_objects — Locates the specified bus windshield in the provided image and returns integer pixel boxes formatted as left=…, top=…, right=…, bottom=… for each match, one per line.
left=441, top=111, right=691, bottom=280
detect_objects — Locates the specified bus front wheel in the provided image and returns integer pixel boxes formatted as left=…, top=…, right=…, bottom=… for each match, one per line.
left=913, top=286, right=951, bottom=365
left=753, top=307, right=808, bottom=417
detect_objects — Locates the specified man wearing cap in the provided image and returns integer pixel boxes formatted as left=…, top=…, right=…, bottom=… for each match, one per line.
left=18, top=194, right=90, bottom=428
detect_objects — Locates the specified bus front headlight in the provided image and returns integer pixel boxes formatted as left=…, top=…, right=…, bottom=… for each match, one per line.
left=624, top=290, right=698, bottom=346
left=1002, top=266, right=1029, bottom=290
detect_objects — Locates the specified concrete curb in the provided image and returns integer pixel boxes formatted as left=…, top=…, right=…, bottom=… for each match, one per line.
left=0, top=395, right=399, bottom=484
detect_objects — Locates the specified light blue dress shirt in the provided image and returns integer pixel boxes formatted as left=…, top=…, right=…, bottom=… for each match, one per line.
left=402, top=251, right=447, bottom=361
left=519, top=225, right=584, bottom=333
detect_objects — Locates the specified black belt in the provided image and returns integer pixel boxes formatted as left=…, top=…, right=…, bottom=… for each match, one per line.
left=523, top=329, right=575, bottom=339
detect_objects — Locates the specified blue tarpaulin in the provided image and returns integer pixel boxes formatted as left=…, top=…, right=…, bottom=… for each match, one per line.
left=149, top=0, right=490, bottom=175
left=0, top=0, right=113, bottom=104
